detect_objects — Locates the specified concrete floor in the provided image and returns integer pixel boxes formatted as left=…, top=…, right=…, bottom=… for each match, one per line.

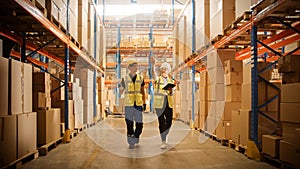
left=21, top=113, right=277, bottom=169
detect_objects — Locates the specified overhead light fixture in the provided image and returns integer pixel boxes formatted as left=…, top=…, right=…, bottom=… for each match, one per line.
left=130, top=0, right=137, bottom=3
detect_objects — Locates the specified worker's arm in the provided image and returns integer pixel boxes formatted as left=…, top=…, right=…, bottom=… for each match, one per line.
left=150, top=57, right=158, bottom=81
left=119, top=78, right=125, bottom=94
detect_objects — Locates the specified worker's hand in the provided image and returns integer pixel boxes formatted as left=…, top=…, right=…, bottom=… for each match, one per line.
left=150, top=57, right=156, bottom=64
left=143, top=104, right=146, bottom=111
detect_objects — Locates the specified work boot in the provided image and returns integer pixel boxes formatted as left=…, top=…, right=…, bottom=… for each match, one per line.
left=129, top=144, right=134, bottom=149
left=160, top=141, right=167, bottom=149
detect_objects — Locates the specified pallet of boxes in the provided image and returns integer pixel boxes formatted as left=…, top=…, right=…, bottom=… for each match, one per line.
left=231, top=58, right=280, bottom=151
left=0, top=58, right=37, bottom=168
left=277, top=55, right=300, bottom=168
left=205, top=49, right=237, bottom=136
left=33, top=71, right=62, bottom=155
left=50, top=73, right=76, bottom=138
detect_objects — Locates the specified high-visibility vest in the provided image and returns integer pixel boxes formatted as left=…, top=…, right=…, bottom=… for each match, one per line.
left=124, top=74, right=144, bottom=106
left=154, top=76, right=174, bottom=109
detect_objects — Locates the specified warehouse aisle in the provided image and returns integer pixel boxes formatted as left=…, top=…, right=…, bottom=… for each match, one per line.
left=21, top=113, right=276, bottom=169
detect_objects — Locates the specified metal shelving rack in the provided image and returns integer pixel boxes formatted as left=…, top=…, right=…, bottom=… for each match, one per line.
left=172, top=0, right=300, bottom=146
left=0, top=0, right=104, bottom=141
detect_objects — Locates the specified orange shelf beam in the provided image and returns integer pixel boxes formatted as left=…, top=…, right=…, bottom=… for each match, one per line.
left=10, top=50, right=49, bottom=69
left=14, top=0, right=103, bottom=73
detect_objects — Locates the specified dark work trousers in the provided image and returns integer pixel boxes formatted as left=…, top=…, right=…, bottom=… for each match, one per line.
left=125, top=105, right=143, bottom=145
left=156, top=96, right=173, bottom=142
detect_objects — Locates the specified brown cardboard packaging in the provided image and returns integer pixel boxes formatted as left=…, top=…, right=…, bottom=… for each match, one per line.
left=216, top=120, right=231, bottom=140
left=207, top=49, right=236, bottom=69
left=262, top=135, right=281, bottom=158
left=225, top=72, right=242, bottom=86
left=282, top=71, right=300, bottom=84
left=282, top=123, right=300, bottom=150
left=207, top=83, right=225, bottom=101
left=199, top=87, right=207, bottom=101
left=231, top=109, right=250, bottom=145
left=225, top=85, right=241, bottom=102
left=52, top=100, right=75, bottom=131
left=33, top=72, right=51, bottom=86
left=33, top=92, right=51, bottom=111
left=207, top=67, right=224, bottom=85
left=224, top=60, right=243, bottom=74
left=0, top=57, right=8, bottom=116
left=280, top=140, right=300, bottom=169
left=200, top=71, right=208, bottom=87
left=17, top=112, right=37, bottom=158
left=23, top=63, right=32, bottom=113
left=280, top=103, right=300, bottom=123
left=218, top=101, right=241, bottom=121
left=281, top=83, right=300, bottom=102
left=37, top=109, right=61, bottom=145
left=10, top=59, right=22, bottom=114
left=199, top=101, right=208, bottom=116
left=278, top=55, right=300, bottom=73
left=0, top=115, right=17, bottom=168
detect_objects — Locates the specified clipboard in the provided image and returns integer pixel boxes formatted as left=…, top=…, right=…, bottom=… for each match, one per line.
left=162, top=83, right=176, bottom=90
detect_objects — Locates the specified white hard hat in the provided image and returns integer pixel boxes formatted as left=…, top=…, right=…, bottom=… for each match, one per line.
left=160, top=62, right=171, bottom=73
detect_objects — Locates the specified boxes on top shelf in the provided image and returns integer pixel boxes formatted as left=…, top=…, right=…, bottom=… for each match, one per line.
left=278, top=55, right=300, bottom=73
left=235, top=0, right=251, bottom=19
left=209, top=0, right=235, bottom=40
left=207, top=49, right=236, bottom=69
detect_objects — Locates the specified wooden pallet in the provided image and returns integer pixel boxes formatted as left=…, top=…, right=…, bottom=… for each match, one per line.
left=228, top=140, right=247, bottom=154
left=223, top=11, right=252, bottom=36
left=47, top=15, right=67, bottom=35
left=38, top=137, right=63, bottom=156
left=75, top=126, right=84, bottom=134
left=69, top=35, right=80, bottom=48
left=28, top=0, right=47, bottom=17
left=261, top=153, right=296, bottom=169
left=3, top=150, right=39, bottom=169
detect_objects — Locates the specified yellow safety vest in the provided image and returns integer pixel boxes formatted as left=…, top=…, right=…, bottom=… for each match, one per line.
left=154, top=76, right=174, bottom=109
left=124, top=74, right=144, bottom=106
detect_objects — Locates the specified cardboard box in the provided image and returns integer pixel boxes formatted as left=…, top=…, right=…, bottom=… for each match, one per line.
left=225, top=72, right=242, bottom=86
left=17, top=112, right=37, bottom=158
left=216, top=101, right=241, bottom=121
left=235, top=0, right=251, bottom=19
left=52, top=100, right=75, bottom=131
left=210, top=0, right=235, bottom=39
left=207, top=67, right=224, bottom=85
left=33, top=84, right=51, bottom=97
left=199, top=115, right=206, bottom=130
left=280, top=103, right=300, bottom=123
left=282, top=123, right=300, bottom=150
left=282, top=71, right=300, bottom=84
left=10, top=59, right=22, bottom=114
left=0, top=57, right=8, bottom=116
left=200, top=71, right=208, bottom=87
left=199, top=87, right=207, bottom=101
left=0, top=115, right=17, bottom=168
left=207, top=49, right=236, bottom=69
left=224, top=60, right=243, bottom=74
left=241, top=82, right=266, bottom=110
left=262, top=135, right=281, bottom=158
left=243, top=62, right=272, bottom=84
left=33, top=72, right=51, bottom=86
left=281, top=83, right=300, bottom=102
left=33, top=92, right=51, bottom=111
left=205, top=116, right=216, bottom=134
left=199, top=101, right=208, bottom=116
left=225, top=85, right=241, bottom=102
left=37, top=109, right=61, bottom=145
left=278, top=55, right=300, bottom=73
left=23, top=63, right=32, bottom=113
left=280, top=140, right=300, bottom=169
left=74, top=99, right=84, bottom=128
left=207, top=83, right=225, bottom=101
left=231, top=109, right=250, bottom=145
left=216, top=120, right=231, bottom=140
left=84, top=104, right=93, bottom=124
left=59, top=73, right=74, bottom=83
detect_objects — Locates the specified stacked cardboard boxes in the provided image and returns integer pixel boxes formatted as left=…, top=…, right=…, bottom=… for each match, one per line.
left=73, top=78, right=84, bottom=129
left=78, top=0, right=89, bottom=49
left=234, top=60, right=277, bottom=146
left=0, top=58, right=36, bottom=168
left=195, top=0, right=210, bottom=49
left=199, top=71, right=208, bottom=130
left=50, top=73, right=75, bottom=131
left=34, top=72, right=62, bottom=145
left=278, top=55, right=300, bottom=168
left=205, top=49, right=236, bottom=134
left=216, top=60, right=242, bottom=140
left=209, top=0, right=235, bottom=40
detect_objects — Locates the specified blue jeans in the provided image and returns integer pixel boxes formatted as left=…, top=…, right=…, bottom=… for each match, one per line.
left=125, top=106, right=143, bottom=144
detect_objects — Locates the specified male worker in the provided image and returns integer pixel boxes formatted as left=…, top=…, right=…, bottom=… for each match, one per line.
left=119, top=59, right=146, bottom=149
left=153, top=60, right=175, bottom=149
